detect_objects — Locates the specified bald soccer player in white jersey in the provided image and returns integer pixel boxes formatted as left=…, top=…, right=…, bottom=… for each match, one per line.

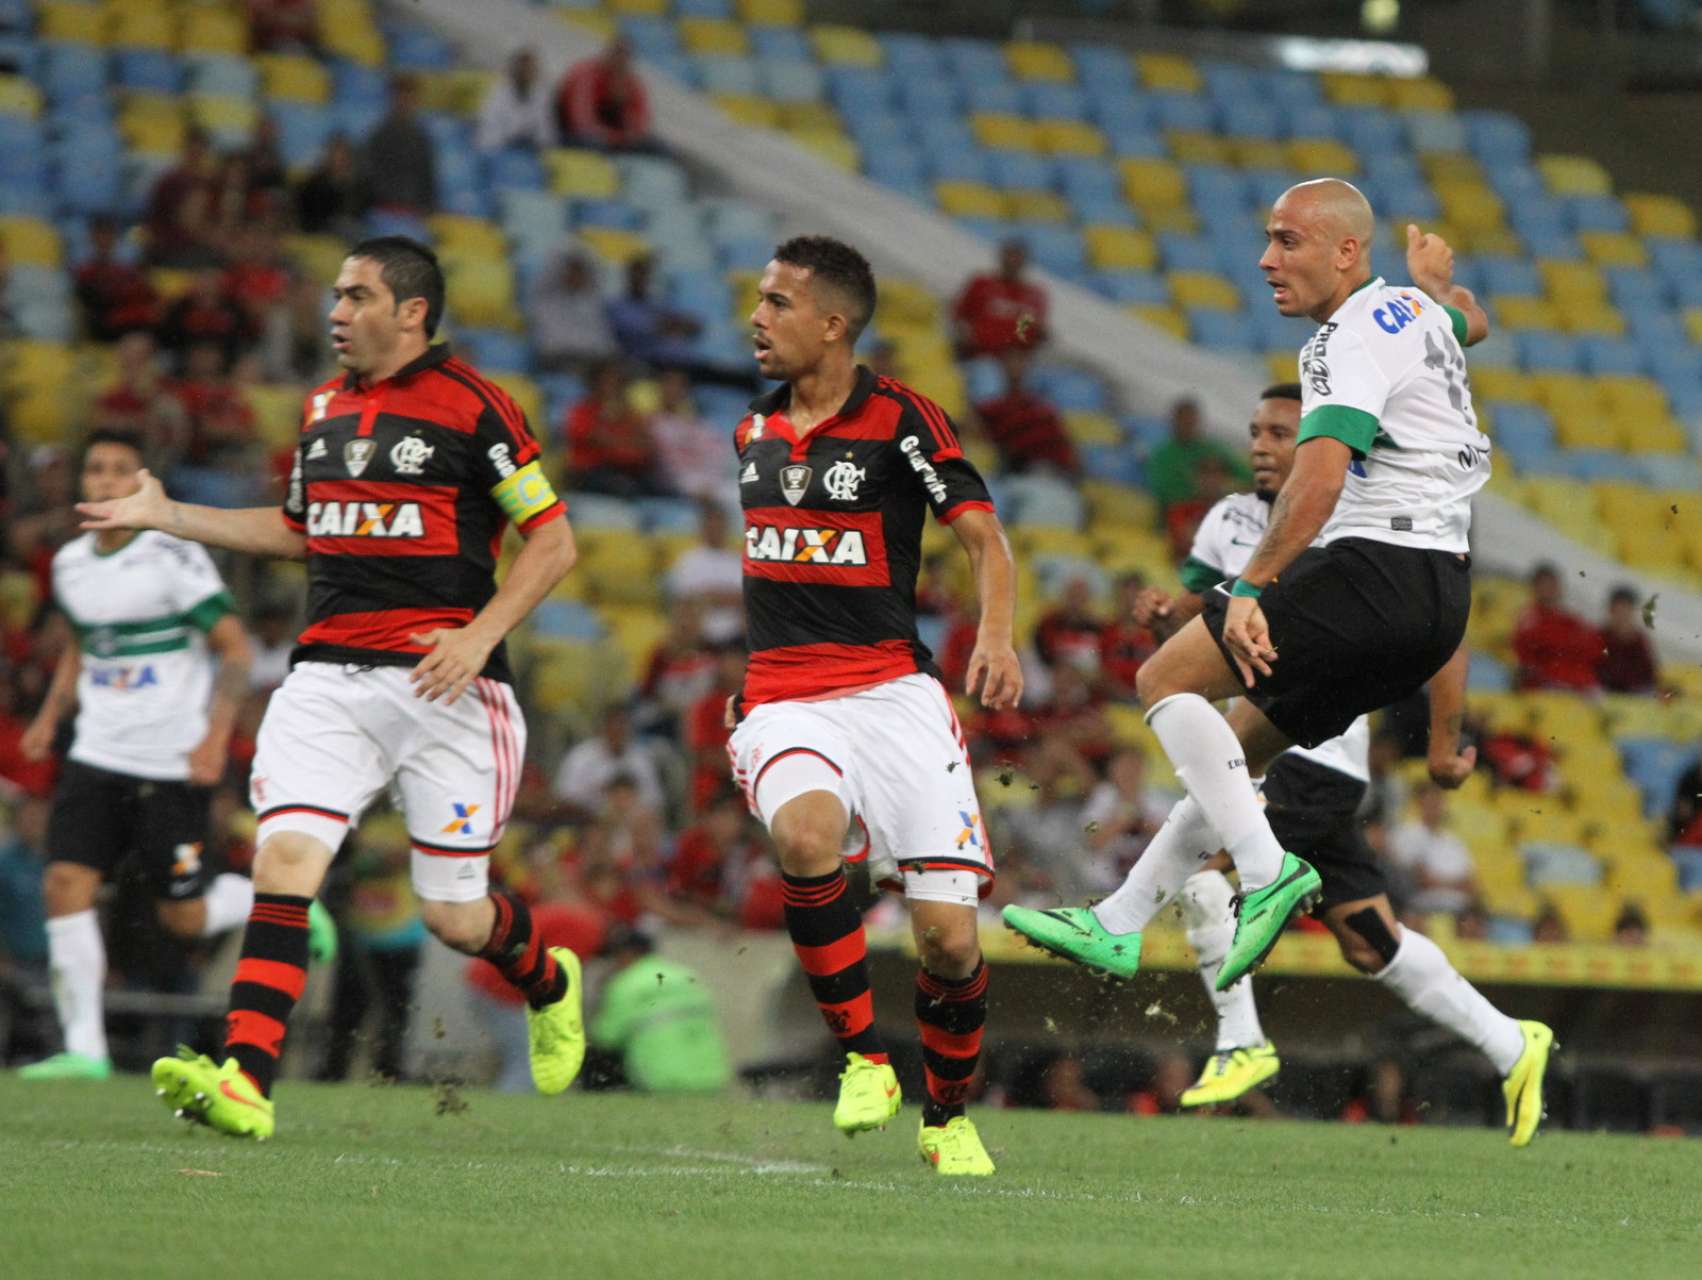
left=1005, top=180, right=1552, bottom=1146
left=1130, top=383, right=1550, bottom=1144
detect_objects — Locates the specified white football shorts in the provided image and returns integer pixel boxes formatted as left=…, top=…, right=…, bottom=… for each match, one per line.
left=250, top=662, right=524, bottom=903
left=729, top=673, right=992, bottom=907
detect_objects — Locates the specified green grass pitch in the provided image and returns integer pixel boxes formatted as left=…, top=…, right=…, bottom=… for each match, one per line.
left=1, top=1077, right=1697, bottom=1279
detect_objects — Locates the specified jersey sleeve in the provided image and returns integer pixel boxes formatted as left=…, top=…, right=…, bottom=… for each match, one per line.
left=163, top=539, right=237, bottom=631
left=1297, top=324, right=1389, bottom=459
left=894, top=394, right=995, bottom=525
left=471, top=392, right=566, bottom=534
left=1177, top=499, right=1232, bottom=593
left=282, top=440, right=307, bottom=531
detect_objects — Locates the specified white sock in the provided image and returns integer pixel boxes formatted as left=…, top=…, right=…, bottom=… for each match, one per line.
left=46, top=910, right=108, bottom=1062
left=1375, top=929, right=1525, bottom=1075
left=1146, top=693, right=1286, bottom=889
left=1093, top=793, right=1218, bottom=934
left=199, top=873, right=256, bottom=937
left=1180, top=870, right=1265, bottom=1051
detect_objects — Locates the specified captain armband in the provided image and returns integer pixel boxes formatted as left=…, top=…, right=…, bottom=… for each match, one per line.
left=490, top=460, right=560, bottom=527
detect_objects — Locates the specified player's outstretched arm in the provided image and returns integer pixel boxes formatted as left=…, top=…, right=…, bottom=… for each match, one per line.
left=1406, top=224, right=1490, bottom=346
left=949, top=508, right=1023, bottom=710
left=410, top=515, right=577, bottom=704
left=20, top=633, right=79, bottom=761
left=77, top=468, right=307, bottom=559
left=1425, top=641, right=1477, bottom=788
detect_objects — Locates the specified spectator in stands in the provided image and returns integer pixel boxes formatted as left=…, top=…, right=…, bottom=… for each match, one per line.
left=294, top=134, right=364, bottom=238
left=651, top=369, right=729, bottom=501
left=1513, top=562, right=1601, bottom=691
left=1098, top=572, right=1157, bottom=700
left=144, top=126, right=221, bottom=267
left=245, top=0, right=319, bottom=52
left=6, top=446, right=76, bottom=584
left=1145, top=396, right=1248, bottom=514
left=1035, top=576, right=1104, bottom=673
left=247, top=597, right=296, bottom=692
left=563, top=359, right=664, bottom=497
left=637, top=601, right=715, bottom=737
left=90, top=332, right=189, bottom=456
left=557, top=36, right=653, bottom=152
left=1127, top=1051, right=1195, bottom=1117
left=477, top=49, right=556, bottom=153
left=1613, top=902, right=1650, bottom=946
left=1163, top=452, right=1231, bottom=560
left=953, top=238, right=1048, bottom=357
left=1531, top=902, right=1569, bottom=944
left=73, top=215, right=160, bottom=342
left=664, top=500, right=744, bottom=644
left=1668, top=757, right=1702, bottom=845
left=0, top=676, right=56, bottom=801
left=159, top=269, right=252, bottom=370
left=682, top=643, right=745, bottom=813
left=0, top=798, right=49, bottom=969
left=607, top=254, right=703, bottom=369
left=172, top=341, right=258, bottom=466
left=552, top=704, right=665, bottom=818
left=666, top=786, right=758, bottom=916
left=1387, top=783, right=1478, bottom=916
left=264, top=273, right=334, bottom=383
left=1598, top=584, right=1658, bottom=694
left=528, top=250, right=617, bottom=373
left=1080, top=747, right=1170, bottom=877
left=222, top=227, right=293, bottom=345
left=588, top=927, right=732, bottom=1094
left=1340, top=1056, right=1418, bottom=1126
left=972, top=348, right=1079, bottom=476
left=239, top=115, right=291, bottom=218
left=360, top=74, right=437, bottom=214
left=1001, top=734, right=1101, bottom=901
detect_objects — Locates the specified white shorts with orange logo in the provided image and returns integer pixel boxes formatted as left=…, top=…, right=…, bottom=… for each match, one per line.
left=728, top=673, right=992, bottom=907
left=250, top=661, right=524, bottom=903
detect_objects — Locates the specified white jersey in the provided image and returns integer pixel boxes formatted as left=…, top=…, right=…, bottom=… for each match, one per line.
left=52, top=531, right=235, bottom=781
left=1183, top=492, right=1371, bottom=785
left=1297, top=277, right=1490, bottom=554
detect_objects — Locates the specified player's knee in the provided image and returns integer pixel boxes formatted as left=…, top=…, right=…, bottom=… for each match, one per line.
left=1134, top=656, right=1171, bottom=708
left=418, top=898, right=489, bottom=953
left=155, top=898, right=202, bottom=940
left=42, top=861, right=99, bottom=915
left=1335, top=907, right=1400, bottom=974
left=918, top=924, right=979, bottom=979
left=252, top=832, right=332, bottom=896
left=769, top=807, right=845, bottom=877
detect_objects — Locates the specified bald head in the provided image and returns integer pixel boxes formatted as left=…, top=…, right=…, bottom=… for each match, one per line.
left=1260, top=177, right=1378, bottom=320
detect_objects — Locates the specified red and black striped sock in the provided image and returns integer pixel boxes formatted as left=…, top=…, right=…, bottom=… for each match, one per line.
left=224, top=893, right=311, bottom=1097
left=916, top=961, right=988, bottom=1127
left=479, top=891, right=567, bottom=1010
left=782, top=869, right=888, bottom=1063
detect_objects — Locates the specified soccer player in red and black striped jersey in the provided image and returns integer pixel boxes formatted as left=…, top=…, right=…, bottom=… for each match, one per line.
left=79, top=237, right=587, bottom=1138
left=725, top=237, right=1022, bottom=1175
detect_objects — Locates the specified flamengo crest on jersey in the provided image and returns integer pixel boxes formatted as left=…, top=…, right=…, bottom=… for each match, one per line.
left=1299, top=277, right=1490, bottom=555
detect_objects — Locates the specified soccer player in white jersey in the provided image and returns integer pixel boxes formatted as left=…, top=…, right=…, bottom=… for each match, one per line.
left=1132, top=385, right=1551, bottom=1143
left=14, top=428, right=279, bottom=1080
left=1006, top=179, right=1553, bottom=1145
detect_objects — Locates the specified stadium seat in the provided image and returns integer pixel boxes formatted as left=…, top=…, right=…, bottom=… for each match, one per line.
left=811, top=25, right=881, bottom=67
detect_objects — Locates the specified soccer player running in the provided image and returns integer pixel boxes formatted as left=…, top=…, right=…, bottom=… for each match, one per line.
left=1131, top=384, right=1551, bottom=1144
left=1006, top=179, right=1550, bottom=1142
left=79, top=237, right=584, bottom=1138
left=730, top=237, right=1021, bottom=1175
left=15, top=427, right=288, bottom=1081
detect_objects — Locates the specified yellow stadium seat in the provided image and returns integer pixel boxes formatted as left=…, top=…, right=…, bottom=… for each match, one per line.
left=1062, top=412, right=1122, bottom=446
left=1226, top=138, right=1288, bottom=171
left=1436, top=181, right=1504, bottom=233
left=1128, top=303, right=1187, bottom=340
left=487, top=374, right=543, bottom=425
left=1388, top=77, right=1455, bottom=112
left=1491, top=297, right=1560, bottom=331
left=1005, top=189, right=1070, bottom=222
left=255, top=53, right=331, bottom=104
left=1539, top=259, right=1606, bottom=303
left=444, top=264, right=519, bottom=331
left=1537, top=153, right=1612, bottom=197
left=545, top=148, right=620, bottom=198
left=741, top=0, right=804, bottom=23
left=38, top=2, right=105, bottom=44
left=935, top=181, right=1006, bottom=219
left=188, top=94, right=258, bottom=139
left=179, top=10, right=248, bottom=56
left=777, top=100, right=839, bottom=133
left=1617, top=412, right=1688, bottom=454
left=1135, top=53, right=1201, bottom=94
left=608, top=0, right=668, bottom=13
left=711, top=94, right=780, bottom=128
left=971, top=112, right=1040, bottom=151
left=1419, top=152, right=1483, bottom=184
left=1085, top=225, right=1156, bottom=270
left=1687, top=307, right=1702, bottom=345
left=1265, top=352, right=1296, bottom=384
left=119, top=112, right=184, bottom=155
left=147, top=267, right=196, bottom=300
left=1119, top=158, right=1187, bottom=211
left=1081, top=480, right=1155, bottom=527
left=577, top=227, right=649, bottom=265
left=283, top=234, right=348, bottom=287
left=679, top=17, right=748, bottom=55
left=1166, top=130, right=1233, bottom=165
left=1286, top=138, right=1358, bottom=176
left=320, top=23, right=385, bottom=68
left=0, top=75, right=42, bottom=117
left=247, top=384, right=306, bottom=448
left=428, top=214, right=506, bottom=256
left=1006, top=40, right=1074, bottom=82
left=1144, top=207, right=1199, bottom=235
left=810, top=24, right=882, bottom=66
left=1469, top=367, right=1536, bottom=402
left=1623, top=192, right=1696, bottom=239
left=1456, top=228, right=1524, bottom=258
left=790, top=129, right=858, bottom=171
left=0, top=217, right=62, bottom=267
left=1596, top=374, right=1671, bottom=419
left=1530, top=372, right=1600, bottom=414
left=0, top=339, right=74, bottom=393
left=879, top=279, right=940, bottom=326
left=1577, top=231, right=1647, bottom=268
left=1037, top=120, right=1105, bottom=156
left=1168, top=271, right=1240, bottom=310
left=7, top=388, right=75, bottom=444
left=1319, top=72, right=1389, bottom=107
left=1558, top=301, right=1626, bottom=336
left=109, top=6, right=173, bottom=50
left=1549, top=403, right=1616, bottom=450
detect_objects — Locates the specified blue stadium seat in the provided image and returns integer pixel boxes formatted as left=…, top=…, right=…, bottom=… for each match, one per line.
left=964, top=79, right=1023, bottom=115
left=643, top=52, right=698, bottom=88
left=1071, top=45, right=1135, bottom=92
left=942, top=37, right=1007, bottom=84
left=1085, top=83, right=1151, bottom=130
left=1070, top=190, right=1135, bottom=225
left=1021, top=225, right=1086, bottom=276
left=1480, top=258, right=1543, bottom=297
left=455, top=329, right=532, bottom=372
left=761, top=59, right=825, bottom=104
left=331, top=59, right=388, bottom=107
left=619, top=16, right=679, bottom=60
left=676, top=0, right=734, bottom=16
left=487, top=147, right=546, bottom=194
left=1559, top=450, right=1647, bottom=483
left=1484, top=162, right=1546, bottom=204
left=897, top=78, right=961, bottom=121
left=1341, top=108, right=1404, bottom=156
left=962, top=356, right=1004, bottom=403
left=1243, top=168, right=1306, bottom=211
left=1056, top=154, right=1119, bottom=200
left=881, top=33, right=947, bottom=78
left=385, top=27, right=456, bottom=72
left=1264, top=70, right=1323, bottom=109
left=1463, top=109, right=1531, bottom=164
left=1578, top=336, right=1647, bottom=377
left=530, top=600, right=605, bottom=642
left=1027, top=365, right=1108, bottom=412
left=1104, top=122, right=1166, bottom=158
left=827, top=66, right=891, bottom=115
left=750, top=27, right=809, bottom=61
left=844, top=109, right=908, bottom=151
left=39, top=42, right=106, bottom=102
left=1186, top=165, right=1253, bottom=214
left=1079, top=443, right=1143, bottom=487
left=1515, top=332, right=1582, bottom=372
left=1566, top=194, right=1629, bottom=234
left=1282, top=103, right=1343, bottom=140
left=954, top=215, right=1012, bottom=244
left=573, top=198, right=645, bottom=231
left=1151, top=93, right=1216, bottom=133
left=112, top=49, right=180, bottom=93
left=1605, top=266, right=1669, bottom=312
left=1022, top=82, right=1090, bottom=122
left=1617, top=739, right=1698, bottom=816
left=1466, top=652, right=1514, bottom=692
left=992, top=151, right=1058, bottom=192
left=1157, top=232, right=1221, bottom=274
left=635, top=497, right=702, bottom=534
left=330, top=99, right=384, bottom=140
left=863, top=145, right=926, bottom=188
left=1218, top=100, right=1283, bottom=141
left=1520, top=225, right=1582, bottom=261
left=1094, top=269, right=1168, bottom=305
left=1523, top=842, right=1602, bottom=887
left=1200, top=60, right=1261, bottom=103
left=696, top=55, right=760, bottom=97
left=188, top=53, right=257, bottom=98
left=1188, top=308, right=1257, bottom=352
left=1649, top=239, right=1702, bottom=275
left=1405, top=110, right=1467, bottom=153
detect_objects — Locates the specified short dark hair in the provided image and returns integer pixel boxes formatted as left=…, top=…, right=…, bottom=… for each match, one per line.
left=79, top=427, right=145, bottom=467
left=348, top=235, right=445, bottom=338
left=772, top=235, right=877, bottom=342
left=1609, top=584, right=1640, bottom=608
left=1260, top=382, right=1303, bottom=403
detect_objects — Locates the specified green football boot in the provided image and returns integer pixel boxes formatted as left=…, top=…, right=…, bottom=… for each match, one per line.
left=1179, top=1041, right=1281, bottom=1108
left=18, top=1052, right=112, bottom=1081
left=1503, top=1020, right=1555, bottom=1148
left=1216, top=852, right=1321, bottom=990
left=151, top=1047, right=274, bottom=1140
left=1000, top=905, right=1141, bottom=979
left=528, top=946, right=586, bottom=1095
left=918, top=1116, right=995, bottom=1176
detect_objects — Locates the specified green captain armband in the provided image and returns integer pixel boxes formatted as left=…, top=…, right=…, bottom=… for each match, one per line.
left=490, top=459, right=560, bottom=527
left=1442, top=304, right=1469, bottom=346
left=1230, top=579, right=1264, bottom=600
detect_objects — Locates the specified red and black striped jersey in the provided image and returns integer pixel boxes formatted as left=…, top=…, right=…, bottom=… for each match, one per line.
left=282, top=343, right=565, bottom=683
left=735, top=365, right=994, bottom=711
